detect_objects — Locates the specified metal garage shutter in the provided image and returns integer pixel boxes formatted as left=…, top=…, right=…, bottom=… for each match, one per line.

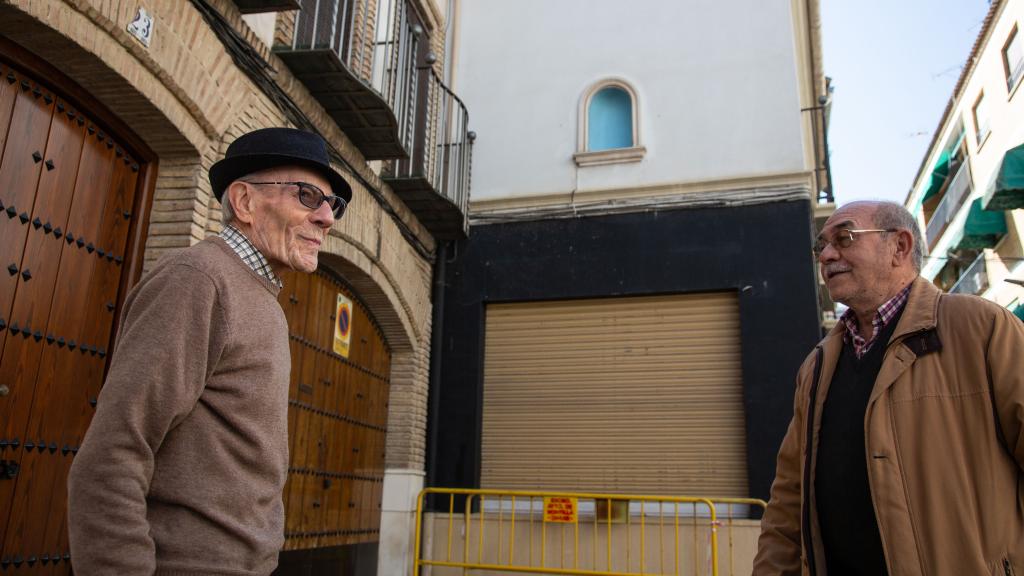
left=481, top=292, right=747, bottom=497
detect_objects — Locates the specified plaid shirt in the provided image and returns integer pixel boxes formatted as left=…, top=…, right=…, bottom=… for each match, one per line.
left=219, top=224, right=283, bottom=289
left=839, top=282, right=912, bottom=359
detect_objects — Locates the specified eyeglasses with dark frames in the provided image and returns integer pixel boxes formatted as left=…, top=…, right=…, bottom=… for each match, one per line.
left=244, top=180, right=347, bottom=219
left=813, top=228, right=898, bottom=256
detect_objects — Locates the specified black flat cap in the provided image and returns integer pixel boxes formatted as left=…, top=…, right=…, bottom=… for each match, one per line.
left=209, top=127, right=353, bottom=204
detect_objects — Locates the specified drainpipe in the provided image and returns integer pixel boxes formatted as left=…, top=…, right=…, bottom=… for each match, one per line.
left=804, top=0, right=833, bottom=203
left=424, top=241, right=447, bottom=491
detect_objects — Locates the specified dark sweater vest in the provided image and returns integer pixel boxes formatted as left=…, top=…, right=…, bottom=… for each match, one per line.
left=814, top=307, right=904, bottom=576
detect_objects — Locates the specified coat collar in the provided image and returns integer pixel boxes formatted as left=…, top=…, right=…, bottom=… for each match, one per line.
left=813, top=276, right=941, bottom=403
left=870, top=277, right=942, bottom=404
left=888, top=277, right=941, bottom=342
left=819, top=276, right=939, bottom=351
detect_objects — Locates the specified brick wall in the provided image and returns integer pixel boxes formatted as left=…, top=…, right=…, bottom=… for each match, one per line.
left=1, top=0, right=442, bottom=471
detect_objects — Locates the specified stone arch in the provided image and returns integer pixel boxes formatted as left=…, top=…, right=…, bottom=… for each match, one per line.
left=0, top=3, right=207, bottom=157
left=318, top=250, right=416, bottom=355
left=0, top=2, right=221, bottom=268
left=318, top=244, right=431, bottom=472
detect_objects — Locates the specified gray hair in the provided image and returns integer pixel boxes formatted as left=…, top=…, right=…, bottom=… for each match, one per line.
left=872, top=201, right=924, bottom=272
left=221, top=167, right=284, bottom=227
left=220, top=190, right=236, bottom=227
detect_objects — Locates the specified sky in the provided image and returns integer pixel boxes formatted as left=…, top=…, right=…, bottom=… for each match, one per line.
left=820, top=0, right=992, bottom=205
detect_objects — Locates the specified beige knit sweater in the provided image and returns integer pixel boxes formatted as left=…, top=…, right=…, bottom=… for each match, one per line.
left=68, top=237, right=290, bottom=575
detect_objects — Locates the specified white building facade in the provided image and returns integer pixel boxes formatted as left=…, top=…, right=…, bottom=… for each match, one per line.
left=421, top=0, right=833, bottom=572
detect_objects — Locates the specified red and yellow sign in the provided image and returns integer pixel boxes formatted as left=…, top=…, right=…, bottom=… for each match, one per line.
left=543, top=497, right=578, bottom=523
left=333, top=293, right=353, bottom=358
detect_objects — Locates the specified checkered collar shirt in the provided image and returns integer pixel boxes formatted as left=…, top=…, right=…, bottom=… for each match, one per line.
left=219, top=224, right=283, bottom=289
left=839, top=282, right=912, bottom=359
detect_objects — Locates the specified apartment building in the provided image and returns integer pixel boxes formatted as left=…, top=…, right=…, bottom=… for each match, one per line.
left=906, top=0, right=1024, bottom=318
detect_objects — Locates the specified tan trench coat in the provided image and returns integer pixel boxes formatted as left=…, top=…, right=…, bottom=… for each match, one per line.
left=753, top=277, right=1024, bottom=576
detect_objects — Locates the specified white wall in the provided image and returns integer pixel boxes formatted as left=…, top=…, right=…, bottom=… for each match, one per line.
left=455, top=0, right=808, bottom=202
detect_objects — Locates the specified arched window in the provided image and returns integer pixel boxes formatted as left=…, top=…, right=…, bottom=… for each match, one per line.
left=576, top=79, right=645, bottom=166
left=588, top=87, right=633, bottom=151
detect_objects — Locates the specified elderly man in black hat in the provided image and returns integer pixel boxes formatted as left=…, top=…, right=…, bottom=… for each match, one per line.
left=67, top=128, right=351, bottom=575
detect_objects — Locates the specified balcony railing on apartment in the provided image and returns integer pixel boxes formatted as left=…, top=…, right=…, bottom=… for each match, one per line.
left=382, top=65, right=473, bottom=239
left=926, top=159, right=973, bottom=249
left=950, top=253, right=989, bottom=295
left=275, top=0, right=422, bottom=159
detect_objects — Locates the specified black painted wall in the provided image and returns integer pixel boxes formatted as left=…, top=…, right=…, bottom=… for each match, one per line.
left=426, top=200, right=822, bottom=504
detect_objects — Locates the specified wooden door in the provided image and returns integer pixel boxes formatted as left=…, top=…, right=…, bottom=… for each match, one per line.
left=0, top=57, right=144, bottom=572
left=277, top=269, right=391, bottom=553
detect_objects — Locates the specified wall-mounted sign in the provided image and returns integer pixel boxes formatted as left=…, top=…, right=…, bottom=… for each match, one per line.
left=543, top=497, right=578, bottom=523
left=127, top=7, right=154, bottom=47
left=333, top=293, right=353, bottom=358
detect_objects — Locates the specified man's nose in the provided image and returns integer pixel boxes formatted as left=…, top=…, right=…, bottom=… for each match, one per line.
left=311, top=200, right=335, bottom=228
left=817, top=242, right=840, bottom=264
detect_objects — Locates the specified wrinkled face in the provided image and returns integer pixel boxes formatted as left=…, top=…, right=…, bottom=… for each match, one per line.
left=243, top=166, right=336, bottom=274
left=817, top=204, right=897, bottom=309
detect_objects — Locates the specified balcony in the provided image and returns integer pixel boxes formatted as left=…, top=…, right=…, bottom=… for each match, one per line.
left=926, top=158, right=972, bottom=249
left=950, top=253, right=989, bottom=295
left=275, top=0, right=422, bottom=159
left=382, top=66, right=473, bottom=239
left=955, top=198, right=1007, bottom=250
left=234, top=0, right=299, bottom=13
left=983, top=142, right=1024, bottom=211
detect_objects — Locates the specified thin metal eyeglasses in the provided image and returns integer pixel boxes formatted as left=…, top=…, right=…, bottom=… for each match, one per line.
left=813, top=228, right=898, bottom=256
left=244, top=180, right=347, bottom=219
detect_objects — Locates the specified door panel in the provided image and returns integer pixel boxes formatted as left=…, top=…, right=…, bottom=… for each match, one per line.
left=277, top=269, right=391, bottom=553
left=0, top=80, right=53, bottom=364
left=0, top=58, right=144, bottom=573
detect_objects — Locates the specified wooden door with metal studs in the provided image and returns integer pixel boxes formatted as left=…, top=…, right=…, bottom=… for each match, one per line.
left=276, top=269, right=390, bottom=559
left=0, top=56, right=142, bottom=572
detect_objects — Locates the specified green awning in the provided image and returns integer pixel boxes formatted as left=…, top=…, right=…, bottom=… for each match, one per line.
left=956, top=198, right=1008, bottom=250
left=984, top=142, right=1024, bottom=210
left=1015, top=303, right=1024, bottom=322
left=921, top=150, right=951, bottom=203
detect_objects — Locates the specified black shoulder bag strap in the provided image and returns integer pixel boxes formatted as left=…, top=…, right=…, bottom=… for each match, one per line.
left=800, top=346, right=824, bottom=576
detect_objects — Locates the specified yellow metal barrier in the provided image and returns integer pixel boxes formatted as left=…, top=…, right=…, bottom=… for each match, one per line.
left=412, top=488, right=767, bottom=576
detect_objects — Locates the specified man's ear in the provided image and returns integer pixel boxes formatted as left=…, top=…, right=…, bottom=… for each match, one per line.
left=892, top=229, right=914, bottom=267
left=226, top=181, right=257, bottom=225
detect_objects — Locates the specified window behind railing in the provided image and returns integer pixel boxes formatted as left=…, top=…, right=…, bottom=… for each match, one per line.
left=925, top=158, right=973, bottom=248
left=950, top=252, right=988, bottom=295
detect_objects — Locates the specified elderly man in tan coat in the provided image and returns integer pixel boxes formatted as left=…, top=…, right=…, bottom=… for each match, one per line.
left=754, top=201, right=1024, bottom=576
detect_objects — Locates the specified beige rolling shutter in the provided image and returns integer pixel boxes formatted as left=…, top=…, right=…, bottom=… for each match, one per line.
left=482, top=292, right=746, bottom=497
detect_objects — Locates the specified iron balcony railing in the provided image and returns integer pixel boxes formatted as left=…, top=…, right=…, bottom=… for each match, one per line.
left=950, top=252, right=989, bottom=295
left=382, top=65, right=473, bottom=238
left=284, top=0, right=422, bottom=158
left=926, top=159, right=973, bottom=248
